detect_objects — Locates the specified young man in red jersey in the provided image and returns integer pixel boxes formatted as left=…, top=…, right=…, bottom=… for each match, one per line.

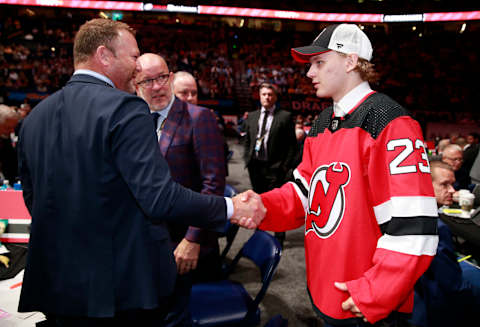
left=244, top=24, right=438, bottom=326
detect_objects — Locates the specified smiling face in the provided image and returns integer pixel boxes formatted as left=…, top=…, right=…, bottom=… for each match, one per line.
left=105, top=29, right=140, bottom=94
left=135, top=54, right=173, bottom=111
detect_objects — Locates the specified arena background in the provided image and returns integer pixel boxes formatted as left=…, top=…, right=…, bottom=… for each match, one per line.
left=1, top=1, right=479, bottom=326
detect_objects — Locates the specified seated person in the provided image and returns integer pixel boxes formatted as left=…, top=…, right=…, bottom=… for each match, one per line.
left=411, top=160, right=480, bottom=327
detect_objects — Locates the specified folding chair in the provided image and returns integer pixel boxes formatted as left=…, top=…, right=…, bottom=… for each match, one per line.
left=189, top=230, right=282, bottom=326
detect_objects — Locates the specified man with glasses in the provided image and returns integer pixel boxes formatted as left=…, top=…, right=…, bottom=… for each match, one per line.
left=441, top=144, right=470, bottom=190
left=17, top=20, right=264, bottom=326
left=136, top=53, right=226, bottom=327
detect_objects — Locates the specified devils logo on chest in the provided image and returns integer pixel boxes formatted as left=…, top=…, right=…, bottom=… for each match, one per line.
left=306, top=162, right=351, bottom=238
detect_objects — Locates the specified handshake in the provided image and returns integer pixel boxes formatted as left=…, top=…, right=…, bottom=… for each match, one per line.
left=230, top=190, right=266, bottom=229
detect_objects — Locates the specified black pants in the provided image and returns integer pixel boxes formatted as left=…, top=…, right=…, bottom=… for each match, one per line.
left=248, top=159, right=287, bottom=245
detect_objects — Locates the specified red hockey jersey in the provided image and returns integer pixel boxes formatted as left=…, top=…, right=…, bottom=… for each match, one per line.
left=259, top=92, right=438, bottom=325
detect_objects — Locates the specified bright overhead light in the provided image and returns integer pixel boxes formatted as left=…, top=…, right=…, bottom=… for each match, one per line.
left=460, top=23, right=467, bottom=33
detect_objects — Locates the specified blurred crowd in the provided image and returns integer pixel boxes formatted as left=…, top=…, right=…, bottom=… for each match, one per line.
left=1, top=13, right=480, bottom=130
left=1, top=10, right=480, bottom=182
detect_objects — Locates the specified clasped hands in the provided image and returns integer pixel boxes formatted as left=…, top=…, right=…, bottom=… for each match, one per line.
left=230, top=190, right=265, bottom=229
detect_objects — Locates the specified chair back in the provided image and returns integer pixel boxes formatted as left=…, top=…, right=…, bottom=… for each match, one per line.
left=223, top=184, right=237, bottom=198
left=231, top=230, right=282, bottom=310
left=220, top=184, right=240, bottom=261
left=220, top=220, right=239, bottom=260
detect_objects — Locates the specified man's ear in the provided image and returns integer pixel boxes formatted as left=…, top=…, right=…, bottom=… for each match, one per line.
left=345, top=53, right=359, bottom=73
left=96, top=45, right=113, bottom=67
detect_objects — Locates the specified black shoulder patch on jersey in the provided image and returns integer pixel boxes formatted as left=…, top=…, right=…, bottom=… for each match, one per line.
left=355, top=93, right=411, bottom=139
left=307, top=93, right=411, bottom=139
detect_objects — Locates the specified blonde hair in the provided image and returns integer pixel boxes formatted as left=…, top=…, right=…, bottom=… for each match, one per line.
left=356, top=58, right=380, bottom=83
left=338, top=52, right=379, bottom=83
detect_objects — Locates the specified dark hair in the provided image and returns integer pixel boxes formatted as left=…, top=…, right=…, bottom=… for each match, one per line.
left=258, top=83, right=278, bottom=94
left=73, top=18, right=135, bottom=66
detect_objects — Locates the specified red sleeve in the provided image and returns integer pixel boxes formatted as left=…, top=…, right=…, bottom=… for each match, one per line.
left=259, top=183, right=305, bottom=232
left=258, top=137, right=316, bottom=232
left=346, top=116, right=438, bottom=323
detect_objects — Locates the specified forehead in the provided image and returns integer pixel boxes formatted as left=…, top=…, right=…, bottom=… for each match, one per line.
left=114, top=30, right=139, bottom=53
left=139, top=58, right=168, bottom=78
left=444, top=148, right=462, bottom=157
left=434, top=168, right=455, bottom=183
left=259, top=87, right=276, bottom=95
left=175, top=76, right=196, bottom=89
left=308, top=51, right=334, bottom=63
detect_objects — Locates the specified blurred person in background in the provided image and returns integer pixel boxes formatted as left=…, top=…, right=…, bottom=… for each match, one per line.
left=463, top=132, right=480, bottom=175
left=0, top=104, right=20, bottom=183
left=411, top=160, right=480, bottom=327
left=243, top=82, right=298, bottom=247
left=173, top=71, right=198, bottom=105
left=455, top=136, right=467, bottom=150
left=173, top=70, right=230, bottom=176
left=441, top=144, right=469, bottom=190
left=137, top=54, right=227, bottom=327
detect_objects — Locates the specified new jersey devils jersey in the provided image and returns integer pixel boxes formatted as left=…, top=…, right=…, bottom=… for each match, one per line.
left=259, top=92, right=438, bottom=325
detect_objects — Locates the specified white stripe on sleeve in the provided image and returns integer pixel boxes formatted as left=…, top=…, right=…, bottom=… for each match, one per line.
left=377, top=234, right=438, bottom=256
left=293, top=168, right=309, bottom=191
left=374, top=196, right=438, bottom=225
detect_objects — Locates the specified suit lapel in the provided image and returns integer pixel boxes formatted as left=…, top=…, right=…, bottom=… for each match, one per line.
left=159, top=98, right=185, bottom=157
left=265, top=108, right=281, bottom=156
left=251, top=110, right=261, bottom=140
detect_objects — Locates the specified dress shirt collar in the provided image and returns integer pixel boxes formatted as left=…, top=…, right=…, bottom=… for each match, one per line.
left=261, top=104, right=276, bottom=115
left=74, top=69, right=115, bottom=88
left=151, top=95, right=175, bottom=119
left=333, top=81, right=372, bottom=117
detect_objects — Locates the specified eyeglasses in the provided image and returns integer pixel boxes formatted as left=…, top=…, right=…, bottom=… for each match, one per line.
left=443, top=157, right=463, bottom=162
left=137, top=73, right=170, bottom=88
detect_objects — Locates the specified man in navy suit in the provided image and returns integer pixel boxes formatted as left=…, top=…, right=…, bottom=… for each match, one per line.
left=136, top=54, right=226, bottom=326
left=16, top=19, right=265, bottom=326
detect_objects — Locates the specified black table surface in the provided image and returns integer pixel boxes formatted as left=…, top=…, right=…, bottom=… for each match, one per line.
left=439, top=208, right=480, bottom=248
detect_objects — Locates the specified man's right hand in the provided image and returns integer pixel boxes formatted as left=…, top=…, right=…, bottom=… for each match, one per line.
left=231, top=190, right=266, bottom=229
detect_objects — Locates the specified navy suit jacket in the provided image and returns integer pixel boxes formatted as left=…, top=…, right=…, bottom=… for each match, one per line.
left=159, top=98, right=226, bottom=245
left=17, top=74, right=226, bottom=317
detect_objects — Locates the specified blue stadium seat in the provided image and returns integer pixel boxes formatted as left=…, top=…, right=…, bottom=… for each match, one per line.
left=220, top=184, right=240, bottom=263
left=189, top=230, right=282, bottom=326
